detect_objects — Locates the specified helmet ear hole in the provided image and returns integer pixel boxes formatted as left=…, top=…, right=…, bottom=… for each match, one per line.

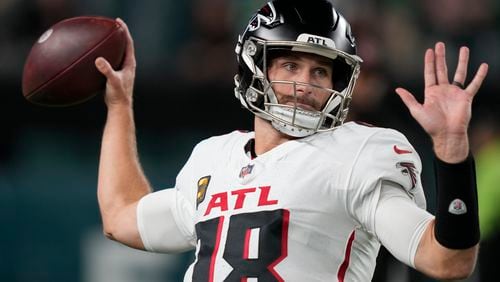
left=331, top=58, right=352, bottom=92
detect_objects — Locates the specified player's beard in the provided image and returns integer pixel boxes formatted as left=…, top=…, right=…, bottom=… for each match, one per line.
left=278, top=95, right=323, bottom=111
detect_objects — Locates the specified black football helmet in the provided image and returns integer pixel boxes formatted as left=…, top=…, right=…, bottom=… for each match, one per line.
left=234, top=0, right=362, bottom=137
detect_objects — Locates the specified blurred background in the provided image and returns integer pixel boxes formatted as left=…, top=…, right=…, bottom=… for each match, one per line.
left=0, top=0, right=498, bottom=281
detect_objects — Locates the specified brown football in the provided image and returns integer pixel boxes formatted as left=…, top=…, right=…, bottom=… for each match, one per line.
left=22, top=16, right=126, bottom=107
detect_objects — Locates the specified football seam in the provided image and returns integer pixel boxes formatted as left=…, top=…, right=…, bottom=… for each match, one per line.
left=26, top=22, right=123, bottom=100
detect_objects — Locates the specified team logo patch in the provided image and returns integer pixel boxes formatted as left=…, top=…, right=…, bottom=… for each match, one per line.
left=196, top=176, right=211, bottom=208
left=396, top=162, right=417, bottom=189
left=345, top=23, right=356, bottom=47
left=247, top=2, right=279, bottom=31
left=448, top=199, right=467, bottom=215
left=239, top=164, right=255, bottom=178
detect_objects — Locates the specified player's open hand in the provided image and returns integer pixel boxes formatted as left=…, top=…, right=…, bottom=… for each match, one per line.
left=395, top=42, right=488, bottom=162
left=95, top=18, right=136, bottom=108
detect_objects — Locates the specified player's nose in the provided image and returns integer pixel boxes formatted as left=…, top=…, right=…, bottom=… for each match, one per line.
left=294, top=71, right=313, bottom=94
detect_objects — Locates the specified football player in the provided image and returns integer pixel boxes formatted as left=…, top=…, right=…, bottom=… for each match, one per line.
left=94, top=0, right=489, bottom=280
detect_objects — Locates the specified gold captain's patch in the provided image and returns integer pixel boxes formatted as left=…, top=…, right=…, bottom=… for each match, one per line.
left=196, top=176, right=211, bottom=208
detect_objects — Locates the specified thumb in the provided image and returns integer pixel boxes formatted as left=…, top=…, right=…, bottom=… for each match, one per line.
left=95, top=57, right=114, bottom=77
left=395, top=87, right=421, bottom=113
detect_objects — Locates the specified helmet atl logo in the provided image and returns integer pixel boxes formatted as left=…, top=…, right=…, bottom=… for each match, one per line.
left=248, top=3, right=279, bottom=31
left=297, top=33, right=336, bottom=48
left=196, top=176, right=211, bottom=209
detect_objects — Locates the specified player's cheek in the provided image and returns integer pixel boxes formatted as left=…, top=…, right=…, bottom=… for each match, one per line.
left=315, top=89, right=333, bottom=109
left=273, top=84, right=295, bottom=102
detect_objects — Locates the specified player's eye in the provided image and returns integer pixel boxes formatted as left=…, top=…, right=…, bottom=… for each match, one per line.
left=283, top=62, right=298, bottom=72
left=313, top=67, right=329, bottom=78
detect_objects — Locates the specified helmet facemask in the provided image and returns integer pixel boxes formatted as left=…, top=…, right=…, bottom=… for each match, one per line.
left=235, top=36, right=362, bottom=137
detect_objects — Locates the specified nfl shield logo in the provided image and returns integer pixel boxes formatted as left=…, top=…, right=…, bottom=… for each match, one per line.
left=239, top=164, right=254, bottom=178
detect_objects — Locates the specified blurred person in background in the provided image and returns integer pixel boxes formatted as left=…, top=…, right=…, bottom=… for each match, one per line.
left=176, top=0, right=237, bottom=85
left=93, top=0, right=488, bottom=281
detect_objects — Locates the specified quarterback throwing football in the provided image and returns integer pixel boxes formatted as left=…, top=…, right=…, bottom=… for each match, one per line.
left=94, top=0, right=488, bottom=281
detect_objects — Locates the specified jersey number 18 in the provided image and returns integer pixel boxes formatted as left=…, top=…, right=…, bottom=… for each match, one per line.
left=192, top=209, right=290, bottom=281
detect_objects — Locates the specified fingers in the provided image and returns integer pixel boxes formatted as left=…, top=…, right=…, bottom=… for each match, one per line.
left=452, top=46, right=469, bottom=86
left=465, top=63, right=489, bottom=96
left=424, top=48, right=436, bottom=88
left=435, top=42, right=449, bottom=84
left=116, top=18, right=136, bottom=70
left=426, top=43, right=482, bottom=91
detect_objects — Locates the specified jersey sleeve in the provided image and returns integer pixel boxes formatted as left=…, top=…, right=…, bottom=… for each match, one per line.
left=137, top=188, right=195, bottom=252
left=374, top=181, right=434, bottom=267
left=137, top=142, right=205, bottom=253
left=346, top=128, right=427, bottom=235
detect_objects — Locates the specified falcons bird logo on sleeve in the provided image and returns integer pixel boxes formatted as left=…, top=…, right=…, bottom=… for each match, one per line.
left=396, top=162, right=417, bottom=189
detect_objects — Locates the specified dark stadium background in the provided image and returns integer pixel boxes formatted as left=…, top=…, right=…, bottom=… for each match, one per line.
left=1, top=0, right=498, bottom=281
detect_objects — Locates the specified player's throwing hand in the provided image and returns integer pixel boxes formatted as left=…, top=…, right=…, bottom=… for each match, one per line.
left=95, top=18, right=137, bottom=107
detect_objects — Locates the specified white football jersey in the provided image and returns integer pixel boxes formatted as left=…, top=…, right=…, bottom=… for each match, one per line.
left=137, top=122, right=428, bottom=281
